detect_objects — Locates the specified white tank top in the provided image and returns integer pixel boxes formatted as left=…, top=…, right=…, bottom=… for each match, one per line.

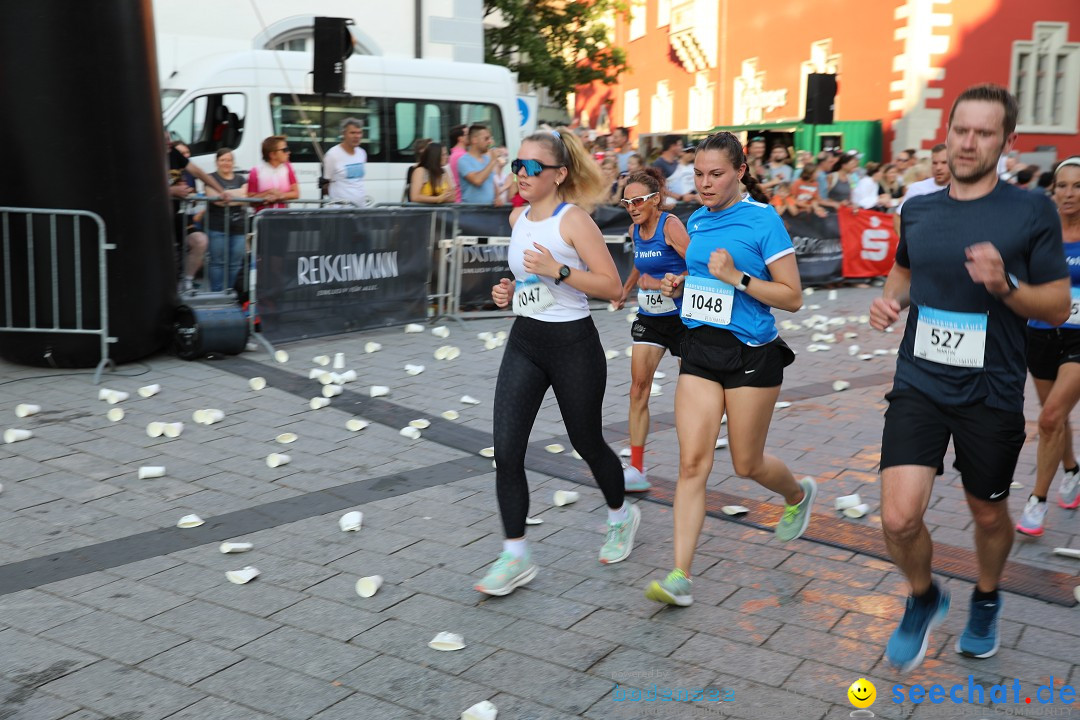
left=507, top=203, right=590, bottom=322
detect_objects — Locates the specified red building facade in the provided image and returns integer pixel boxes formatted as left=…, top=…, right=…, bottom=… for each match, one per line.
left=575, top=0, right=1079, bottom=160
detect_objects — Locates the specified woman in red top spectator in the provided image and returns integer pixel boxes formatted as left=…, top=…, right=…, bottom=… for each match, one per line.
left=791, top=163, right=828, bottom=217
left=248, top=135, right=300, bottom=212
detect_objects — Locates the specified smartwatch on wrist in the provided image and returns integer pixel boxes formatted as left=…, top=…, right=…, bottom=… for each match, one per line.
left=1002, top=272, right=1019, bottom=296
left=554, top=265, right=571, bottom=285
left=735, top=272, right=752, bottom=291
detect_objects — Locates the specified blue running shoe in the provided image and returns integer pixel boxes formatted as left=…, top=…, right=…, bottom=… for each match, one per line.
left=886, top=584, right=950, bottom=672
left=956, top=594, right=1001, bottom=658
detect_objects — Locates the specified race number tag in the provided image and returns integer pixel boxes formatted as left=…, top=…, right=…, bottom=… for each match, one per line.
left=637, top=289, right=677, bottom=315
left=680, top=277, right=734, bottom=327
left=1067, top=288, right=1080, bottom=328
left=513, top=275, right=556, bottom=317
left=913, top=306, right=987, bottom=368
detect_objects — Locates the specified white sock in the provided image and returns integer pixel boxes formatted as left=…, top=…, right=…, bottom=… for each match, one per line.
left=608, top=504, right=629, bottom=524
left=503, top=538, right=527, bottom=558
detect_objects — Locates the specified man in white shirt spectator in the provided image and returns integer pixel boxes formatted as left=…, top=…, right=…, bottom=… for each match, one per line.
left=895, top=143, right=950, bottom=233
left=322, top=118, right=367, bottom=206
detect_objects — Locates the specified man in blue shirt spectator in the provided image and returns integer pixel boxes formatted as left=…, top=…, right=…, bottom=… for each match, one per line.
left=458, top=124, right=502, bottom=205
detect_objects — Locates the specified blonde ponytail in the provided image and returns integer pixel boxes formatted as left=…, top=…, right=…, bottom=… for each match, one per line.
left=522, top=128, right=607, bottom=212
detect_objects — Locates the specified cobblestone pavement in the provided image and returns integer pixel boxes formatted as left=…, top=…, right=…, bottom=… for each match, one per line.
left=0, top=285, right=1076, bottom=720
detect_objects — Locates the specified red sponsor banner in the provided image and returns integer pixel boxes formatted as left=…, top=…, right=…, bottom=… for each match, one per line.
left=838, top=206, right=899, bottom=278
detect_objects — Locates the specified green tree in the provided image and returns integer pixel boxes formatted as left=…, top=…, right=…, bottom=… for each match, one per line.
left=484, top=0, right=630, bottom=105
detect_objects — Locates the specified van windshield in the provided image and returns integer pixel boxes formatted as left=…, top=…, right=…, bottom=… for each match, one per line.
left=161, top=89, right=184, bottom=113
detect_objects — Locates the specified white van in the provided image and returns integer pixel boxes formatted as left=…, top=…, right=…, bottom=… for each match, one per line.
left=162, top=50, right=520, bottom=204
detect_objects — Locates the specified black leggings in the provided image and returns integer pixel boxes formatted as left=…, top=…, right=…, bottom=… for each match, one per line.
left=493, top=316, right=625, bottom=538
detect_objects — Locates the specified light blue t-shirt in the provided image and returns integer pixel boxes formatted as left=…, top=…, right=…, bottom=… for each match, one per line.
left=457, top=153, right=496, bottom=204
left=682, top=198, right=795, bottom=345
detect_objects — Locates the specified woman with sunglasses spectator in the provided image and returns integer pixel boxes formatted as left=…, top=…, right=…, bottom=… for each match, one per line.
left=613, top=167, right=690, bottom=493
left=248, top=135, right=299, bottom=212
left=644, top=132, right=815, bottom=607
left=475, top=129, right=638, bottom=596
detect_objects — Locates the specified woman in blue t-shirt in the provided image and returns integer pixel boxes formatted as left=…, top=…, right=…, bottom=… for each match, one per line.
left=1020, top=157, right=1080, bottom=536
left=614, top=167, right=691, bottom=493
left=643, top=132, right=816, bottom=607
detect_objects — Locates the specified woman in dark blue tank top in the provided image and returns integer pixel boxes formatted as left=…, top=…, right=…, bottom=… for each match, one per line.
left=1021, top=157, right=1080, bottom=535
left=613, top=167, right=690, bottom=492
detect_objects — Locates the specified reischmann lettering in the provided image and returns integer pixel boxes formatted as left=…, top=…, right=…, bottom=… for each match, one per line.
left=297, top=252, right=399, bottom=285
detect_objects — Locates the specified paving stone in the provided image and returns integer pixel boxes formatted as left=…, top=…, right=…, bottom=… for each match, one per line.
left=145, top=600, right=277, bottom=651
left=308, top=692, right=429, bottom=720
left=267, top=597, right=385, bottom=642
left=0, top=589, right=96, bottom=634
left=571, top=608, right=694, bottom=657
left=158, top=696, right=280, bottom=720
left=462, top=650, right=612, bottom=716
left=0, top=675, right=82, bottom=720
left=337, top=654, right=494, bottom=718
left=384, top=594, right=515, bottom=643
left=670, top=632, right=802, bottom=687
left=137, top=640, right=243, bottom=686
left=237, top=626, right=377, bottom=681
left=38, top=660, right=204, bottom=720
left=194, top=657, right=352, bottom=719
left=350, top=617, right=495, bottom=675
left=73, top=578, right=190, bottom=622
left=40, top=611, right=188, bottom=665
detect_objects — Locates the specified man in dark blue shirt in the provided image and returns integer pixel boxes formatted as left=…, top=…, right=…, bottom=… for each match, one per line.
left=869, top=84, right=1069, bottom=673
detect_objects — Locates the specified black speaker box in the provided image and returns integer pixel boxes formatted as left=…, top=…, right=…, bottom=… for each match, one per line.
left=313, top=17, right=354, bottom=95
left=805, top=73, right=837, bottom=125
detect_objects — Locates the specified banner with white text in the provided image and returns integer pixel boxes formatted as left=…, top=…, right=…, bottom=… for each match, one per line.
left=837, top=206, right=900, bottom=279
left=253, top=209, right=433, bottom=343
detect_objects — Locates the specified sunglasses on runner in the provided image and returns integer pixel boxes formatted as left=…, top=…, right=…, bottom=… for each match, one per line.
left=620, top=192, right=659, bottom=208
left=511, top=158, right=562, bottom=176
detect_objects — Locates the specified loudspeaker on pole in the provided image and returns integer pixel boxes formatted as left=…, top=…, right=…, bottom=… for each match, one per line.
left=804, top=73, right=837, bottom=125
left=313, top=17, right=355, bottom=95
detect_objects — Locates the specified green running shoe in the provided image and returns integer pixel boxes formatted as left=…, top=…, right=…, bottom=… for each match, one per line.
left=474, top=550, right=537, bottom=596
left=645, top=568, right=693, bottom=606
left=775, top=476, right=817, bottom=542
left=599, top=503, right=641, bottom=564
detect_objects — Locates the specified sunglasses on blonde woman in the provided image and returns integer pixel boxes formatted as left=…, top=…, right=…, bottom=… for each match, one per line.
left=620, top=192, right=659, bottom=208
left=511, top=159, right=562, bottom=177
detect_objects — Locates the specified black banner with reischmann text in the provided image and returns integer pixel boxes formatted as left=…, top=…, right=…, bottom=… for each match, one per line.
left=253, top=208, right=432, bottom=343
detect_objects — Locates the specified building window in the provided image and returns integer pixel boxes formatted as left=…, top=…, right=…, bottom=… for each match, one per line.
left=689, top=72, right=714, bottom=130
left=651, top=81, right=672, bottom=132
left=657, top=0, right=671, bottom=27
left=629, top=0, right=647, bottom=41
left=624, top=88, right=640, bottom=127
left=1011, top=22, right=1079, bottom=133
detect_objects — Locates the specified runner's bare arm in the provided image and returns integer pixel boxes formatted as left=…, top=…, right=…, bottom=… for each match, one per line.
left=870, top=263, right=911, bottom=330
left=964, top=242, right=1070, bottom=325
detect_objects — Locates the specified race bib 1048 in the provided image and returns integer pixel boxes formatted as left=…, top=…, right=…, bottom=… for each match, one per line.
left=637, top=289, right=677, bottom=315
left=681, top=277, right=734, bottom=327
left=513, top=275, right=556, bottom=317
left=1066, top=288, right=1080, bottom=328
left=912, top=306, right=987, bottom=368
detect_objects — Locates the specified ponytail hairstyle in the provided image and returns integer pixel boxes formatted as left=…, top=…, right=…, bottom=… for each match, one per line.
left=695, top=132, right=770, bottom=204
left=522, top=127, right=607, bottom=212
left=624, top=166, right=667, bottom=199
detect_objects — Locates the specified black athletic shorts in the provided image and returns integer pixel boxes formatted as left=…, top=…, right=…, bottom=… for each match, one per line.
left=631, top=313, right=685, bottom=357
left=1026, top=327, right=1080, bottom=381
left=679, top=325, right=794, bottom=389
left=880, top=387, right=1025, bottom=501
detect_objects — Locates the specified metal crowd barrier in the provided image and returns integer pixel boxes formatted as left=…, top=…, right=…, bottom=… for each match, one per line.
left=176, top=195, right=344, bottom=303
left=0, top=206, right=116, bottom=383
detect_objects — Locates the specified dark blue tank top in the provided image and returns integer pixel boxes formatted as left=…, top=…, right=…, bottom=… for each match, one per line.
left=632, top=212, right=687, bottom=315
left=1030, top=240, right=1080, bottom=330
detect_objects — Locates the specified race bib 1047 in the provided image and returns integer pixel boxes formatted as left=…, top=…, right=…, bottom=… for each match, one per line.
left=680, top=277, right=734, bottom=327
left=513, top=275, right=556, bottom=317
left=912, top=306, right=987, bottom=368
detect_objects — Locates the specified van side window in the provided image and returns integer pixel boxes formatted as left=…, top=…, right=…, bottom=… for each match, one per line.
left=270, top=94, right=384, bottom=164
left=387, top=99, right=504, bottom=163
left=166, top=93, right=247, bottom=156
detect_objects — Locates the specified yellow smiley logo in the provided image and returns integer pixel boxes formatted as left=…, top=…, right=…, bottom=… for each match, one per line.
left=848, top=678, right=876, bottom=708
